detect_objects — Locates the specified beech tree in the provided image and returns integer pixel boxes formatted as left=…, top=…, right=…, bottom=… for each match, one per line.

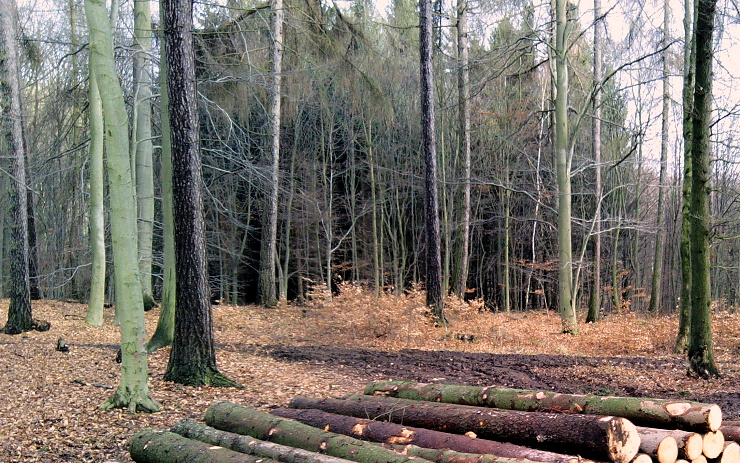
left=162, top=0, right=237, bottom=387
left=84, top=0, right=160, bottom=411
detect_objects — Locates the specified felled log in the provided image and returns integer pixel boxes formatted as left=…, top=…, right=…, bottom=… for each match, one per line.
left=204, top=402, right=427, bottom=463
left=172, top=419, right=359, bottom=463
left=271, top=407, right=593, bottom=463
left=288, top=396, right=640, bottom=463
left=713, top=442, right=740, bottom=463
left=387, top=444, right=588, bottom=463
left=665, top=429, right=704, bottom=460
left=720, top=425, right=740, bottom=445
left=635, top=427, right=677, bottom=463
left=130, top=428, right=278, bottom=463
left=631, top=454, right=653, bottom=463
left=364, top=381, right=722, bottom=433
left=703, top=431, right=725, bottom=459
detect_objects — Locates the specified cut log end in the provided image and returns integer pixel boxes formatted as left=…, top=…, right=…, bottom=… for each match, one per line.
left=681, top=433, right=705, bottom=460
left=632, top=454, right=653, bottom=463
left=607, top=417, right=642, bottom=463
left=693, top=456, right=708, bottom=463
left=718, top=442, right=740, bottom=463
left=704, top=431, right=726, bottom=459
left=656, top=437, right=679, bottom=463
left=708, top=407, right=723, bottom=433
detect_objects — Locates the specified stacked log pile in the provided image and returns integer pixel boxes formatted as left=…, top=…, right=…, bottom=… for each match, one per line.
left=128, top=381, right=740, bottom=463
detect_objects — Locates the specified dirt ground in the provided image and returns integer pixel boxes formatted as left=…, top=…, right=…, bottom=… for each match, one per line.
left=1, top=286, right=739, bottom=462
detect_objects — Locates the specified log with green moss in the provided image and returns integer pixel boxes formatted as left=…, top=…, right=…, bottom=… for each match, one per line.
left=363, top=381, right=721, bottom=432
left=204, top=402, right=428, bottom=463
left=172, top=419, right=360, bottom=463
left=271, top=407, right=591, bottom=463
left=288, top=395, right=640, bottom=463
left=130, top=428, right=278, bottom=463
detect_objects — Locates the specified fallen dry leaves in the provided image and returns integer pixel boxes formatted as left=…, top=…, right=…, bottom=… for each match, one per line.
left=0, top=286, right=739, bottom=462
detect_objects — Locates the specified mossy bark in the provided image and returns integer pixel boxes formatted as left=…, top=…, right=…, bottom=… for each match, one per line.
left=130, top=429, right=276, bottom=463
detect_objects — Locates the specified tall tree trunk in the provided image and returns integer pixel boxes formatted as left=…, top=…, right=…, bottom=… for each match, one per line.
left=554, top=0, right=577, bottom=333
left=85, top=68, right=106, bottom=327
left=676, top=0, right=695, bottom=354
left=648, top=0, right=671, bottom=315
left=147, top=21, right=175, bottom=353
left=452, top=0, right=471, bottom=298
left=1, top=0, right=33, bottom=334
left=84, top=0, right=159, bottom=412
left=162, top=0, right=237, bottom=387
left=257, top=0, right=283, bottom=307
left=419, top=0, right=445, bottom=323
left=586, top=0, right=602, bottom=323
left=133, top=0, right=156, bottom=311
left=687, top=0, right=719, bottom=379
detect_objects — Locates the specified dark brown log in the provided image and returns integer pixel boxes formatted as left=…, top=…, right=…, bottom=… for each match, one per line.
left=171, top=419, right=359, bottom=463
left=703, top=431, right=725, bottom=459
left=720, top=426, right=740, bottom=445
left=288, top=396, right=640, bottom=463
left=204, top=402, right=427, bottom=463
left=636, top=427, right=678, bottom=463
left=364, top=381, right=722, bottom=432
left=271, top=407, right=593, bottom=463
left=130, top=428, right=278, bottom=463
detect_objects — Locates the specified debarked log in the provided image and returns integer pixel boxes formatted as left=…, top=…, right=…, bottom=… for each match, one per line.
left=204, top=401, right=429, bottom=463
left=271, top=407, right=594, bottom=463
left=287, top=396, right=640, bottom=463
left=130, top=428, right=279, bottom=463
left=363, top=381, right=721, bottom=433
left=171, top=418, right=361, bottom=463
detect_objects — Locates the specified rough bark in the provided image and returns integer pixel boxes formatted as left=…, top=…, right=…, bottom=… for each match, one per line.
left=130, top=429, right=278, bottom=463
left=687, top=0, right=719, bottom=379
left=289, top=396, right=640, bottom=463
left=703, top=432, right=725, bottom=459
left=635, top=427, right=677, bottom=463
left=364, top=381, right=722, bottom=432
left=84, top=0, right=159, bottom=413
left=172, top=419, right=361, bottom=463
left=161, top=0, right=236, bottom=387
left=665, top=430, right=703, bottom=460
left=271, top=407, right=591, bottom=463
left=204, top=402, right=427, bottom=463
left=419, top=0, right=445, bottom=322
left=720, top=425, right=740, bottom=445
left=389, top=444, right=583, bottom=463
left=1, top=0, right=33, bottom=335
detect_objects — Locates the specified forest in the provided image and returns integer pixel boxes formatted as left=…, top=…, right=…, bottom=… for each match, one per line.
left=1, top=0, right=740, bottom=398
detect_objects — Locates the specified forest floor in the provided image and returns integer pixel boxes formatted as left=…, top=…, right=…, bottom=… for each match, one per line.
left=1, top=285, right=740, bottom=462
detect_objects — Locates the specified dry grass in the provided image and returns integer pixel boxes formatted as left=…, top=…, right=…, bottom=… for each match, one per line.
left=1, top=285, right=739, bottom=462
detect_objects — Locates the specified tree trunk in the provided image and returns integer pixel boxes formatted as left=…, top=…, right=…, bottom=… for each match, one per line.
left=715, top=442, right=740, bottom=463
left=688, top=0, right=719, bottom=379
left=147, top=15, right=175, bottom=352
left=133, top=0, right=155, bottom=311
left=554, top=0, right=577, bottom=333
left=635, top=427, right=678, bottom=463
left=364, top=381, right=722, bottom=432
left=271, top=407, right=593, bottom=463
left=161, top=0, right=237, bottom=387
left=85, top=68, right=106, bottom=327
left=676, top=0, right=695, bottom=354
left=419, top=0, right=444, bottom=322
left=288, top=396, right=640, bottom=463
left=1, top=0, right=34, bottom=335
left=84, top=0, right=159, bottom=412
left=648, top=0, right=671, bottom=315
left=204, top=402, right=427, bottom=463
left=720, top=425, right=740, bottom=445
left=257, top=0, right=283, bottom=307
left=388, top=444, right=584, bottom=463
left=130, top=429, right=277, bottom=463
left=586, top=0, right=602, bottom=323
left=172, top=419, right=361, bottom=463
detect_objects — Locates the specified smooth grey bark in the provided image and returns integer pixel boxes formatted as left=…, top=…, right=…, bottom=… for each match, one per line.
left=687, top=0, right=719, bottom=379
left=648, top=0, right=671, bottom=315
left=554, top=0, right=577, bottom=333
left=1, top=0, right=33, bottom=334
left=419, top=0, right=445, bottom=322
left=257, top=0, right=283, bottom=308
left=84, top=0, right=159, bottom=412
left=133, top=0, right=156, bottom=311
left=161, top=0, right=237, bottom=387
